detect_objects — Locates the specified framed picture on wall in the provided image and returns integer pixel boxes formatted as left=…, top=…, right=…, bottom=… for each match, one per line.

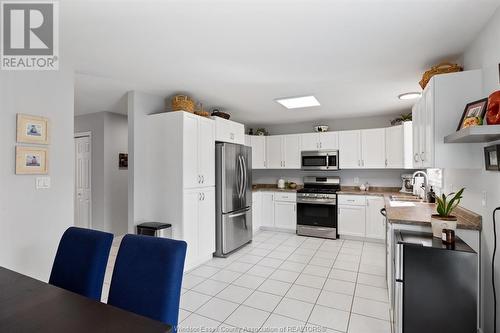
left=15, top=146, right=49, bottom=175
left=484, top=144, right=500, bottom=171
left=16, top=114, right=50, bottom=144
left=456, top=98, right=488, bottom=131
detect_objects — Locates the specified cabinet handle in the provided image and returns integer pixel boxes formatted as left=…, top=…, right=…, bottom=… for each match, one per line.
left=199, top=193, right=202, bottom=201
left=385, top=159, right=388, bottom=167
left=414, top=153, right=419, bottom=162
left=198, top=175, right=201, bottom=184
left=202, top=193, right=205, bottom=201
left=420, top=152, right=425, bottom=162
left=202, top=175, right=205, bottom=183
left=283, top=161, right=286, bottom=168
left=230, top=133, right=235, bottom=140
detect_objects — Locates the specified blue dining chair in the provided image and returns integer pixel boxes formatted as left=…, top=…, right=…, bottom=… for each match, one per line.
left=49, top=227, right=114, bottom=301
left=107, top=234, right=187, bottom=329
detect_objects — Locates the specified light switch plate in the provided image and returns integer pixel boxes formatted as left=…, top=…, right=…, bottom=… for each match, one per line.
left=36, top=177, right=51, bottom=189
left=353, top=177, right=360, bottom=184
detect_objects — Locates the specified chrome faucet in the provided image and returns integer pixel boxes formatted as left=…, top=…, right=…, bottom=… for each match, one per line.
left=412, top=170, right=429, bottom=202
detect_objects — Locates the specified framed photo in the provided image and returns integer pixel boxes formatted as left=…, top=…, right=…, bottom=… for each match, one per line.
left=15, top=146, right=49, bottom=175
left=457, top=98, right=488, bottom=131
left=17, top=114, right=50, bottom=144
left=119, top=153, right=128, bottom=169
left=484, top=144, right=500, bottom=171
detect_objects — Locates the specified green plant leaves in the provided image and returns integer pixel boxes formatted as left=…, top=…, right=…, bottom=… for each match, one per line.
left=436, top=188, right=465, bottom=217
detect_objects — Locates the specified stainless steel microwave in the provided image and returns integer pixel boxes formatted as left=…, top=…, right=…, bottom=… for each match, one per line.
left=301, top=150, right=339, bottom=171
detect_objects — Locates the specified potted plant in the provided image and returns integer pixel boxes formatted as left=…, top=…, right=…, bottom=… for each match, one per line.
left=431, top=188, right=464, bottom=238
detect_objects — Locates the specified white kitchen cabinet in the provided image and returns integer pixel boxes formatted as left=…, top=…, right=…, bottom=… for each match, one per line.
left=274, top=201, right=296, bottom=231
left=339, top=130, right=361, bottom=168
left=338, top=195, right=386, bottom=240
left=183, top=114, right=215, bottom=189
left=252, top=192, right=262, bottom=234
left=411, top=70, right=483, bottom=169
left=145, top=111, right=216, bottom=271
left=266, top=135, right=301, bottom=169
left=385, top=125, right=404, bottom=168
left=244, top=134, right=251, bottom=146
left=212, top=116, right=245, bottom=145
left=365, top=196, right=386, bottom=239
left=300, top=132, right=339, bottom=151
left=338, top=204, right=366, bottom=237
left=361, top=128, right=386, bottom=168
left=247, top=135, right=267, bottom=169
left=183, top=187, right=215, bottom=269
left=266, top=136, right=282, bottom=169
left=261, top=192, right=275, bottom=227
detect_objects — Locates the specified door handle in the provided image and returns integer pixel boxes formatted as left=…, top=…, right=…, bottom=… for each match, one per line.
left=228, top=210, right=250, bottom=218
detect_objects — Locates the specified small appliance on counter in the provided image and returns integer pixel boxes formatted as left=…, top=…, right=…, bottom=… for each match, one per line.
left=277, top=177, right=285, bottom=189
left=400, top=174, right=414, bottom=193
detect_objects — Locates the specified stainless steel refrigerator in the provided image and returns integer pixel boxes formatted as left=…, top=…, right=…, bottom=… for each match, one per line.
left=214, top=142, right=252, bottom=257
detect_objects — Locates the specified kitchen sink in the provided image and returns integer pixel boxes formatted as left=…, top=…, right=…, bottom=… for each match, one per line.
left=390, top=195, right=422, bottom=202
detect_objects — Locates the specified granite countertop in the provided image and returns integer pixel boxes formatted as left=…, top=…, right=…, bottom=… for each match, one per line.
left=384, top=196, right=482, bottom=231
left=252, top=184, right=301, bottom=192
left=337, top=186, right=402, bottom=196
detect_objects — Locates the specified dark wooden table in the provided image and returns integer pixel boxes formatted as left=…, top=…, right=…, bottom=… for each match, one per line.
left=0, top=267, right=171, bottom=333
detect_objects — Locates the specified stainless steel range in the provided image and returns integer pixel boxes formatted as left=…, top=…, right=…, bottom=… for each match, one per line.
left=296, top=176, right=340, bottom=239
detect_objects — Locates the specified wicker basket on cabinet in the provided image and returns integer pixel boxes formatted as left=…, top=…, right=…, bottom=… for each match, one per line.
left=419, top=62, right=463, bottom=89
left=171, top=95, right=195, bottom=113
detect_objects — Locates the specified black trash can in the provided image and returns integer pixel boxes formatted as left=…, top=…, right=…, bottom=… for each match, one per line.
left=136, top=222, right=172, bottom=238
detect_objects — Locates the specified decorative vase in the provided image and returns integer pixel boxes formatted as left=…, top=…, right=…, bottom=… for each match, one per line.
left=430, top=215, right=457, bottom=238
left=486, top=90, right=500, bottom=125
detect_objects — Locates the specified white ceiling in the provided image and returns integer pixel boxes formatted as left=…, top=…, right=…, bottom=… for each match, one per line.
left=68, top=0, right=500, bottom=125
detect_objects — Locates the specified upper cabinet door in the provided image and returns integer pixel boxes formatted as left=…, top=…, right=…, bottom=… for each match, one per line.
left=300, top=133, right=320, bottom=151
left=423, top=87, right=434, bottom=168
left=283, top=135, right=301, bottom=169
left=361, top=128, right=386, bottom=168
left=385, top=125, right=404, bottom=168
left=250, top=136, right=266, bottom=169
left=198, top=117, right=215, bottom=187
left=266, top=135, right=283, bottom=169
left=183, top=114, right=200, bottom=189
left=339, top=130, right=361, bottom=169
left=319, top=132, right=339, bottom=150
left=412, top=102, right=422, bottom=168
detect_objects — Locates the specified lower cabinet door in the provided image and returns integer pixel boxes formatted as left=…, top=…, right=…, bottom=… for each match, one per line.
left=365, top=196, right=386, bottom=240
left=182, top=190, right=200, bottom=267
left=274, top=201, right=297, bottom=231
left=338, top=205, right=366, bottom=237
left=261, top=192, right=275, bottom=227
left=252, top=192, right=262, bottom=234
left=198, top=187, right=216, bottom=255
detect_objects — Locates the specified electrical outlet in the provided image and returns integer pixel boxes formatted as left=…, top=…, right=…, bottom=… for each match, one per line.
left=353, top=177, right=360, bottom=185
left=482, top=191, right=487, bottom=207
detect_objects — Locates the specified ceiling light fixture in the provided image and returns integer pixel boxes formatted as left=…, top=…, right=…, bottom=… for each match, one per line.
left=275, top=95, right=320, bottom=109
left=398, top=92, right=422, bottom=100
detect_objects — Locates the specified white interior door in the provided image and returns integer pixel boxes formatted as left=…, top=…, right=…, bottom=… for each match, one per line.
left=75, top=135, right=92, bottom=228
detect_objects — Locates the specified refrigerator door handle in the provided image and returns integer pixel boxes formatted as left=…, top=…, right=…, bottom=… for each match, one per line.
left=395, top=281, right=403, bottom=333
left=241, top=155, right=248, bottom=195
left=238, top=155, right=244, bottom=198
left=227, top=208, right=250, bottom=219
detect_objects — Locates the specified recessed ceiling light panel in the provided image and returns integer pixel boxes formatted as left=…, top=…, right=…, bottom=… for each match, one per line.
left=275, top=95, right=320, bottom=109
left=398, top=92, right=421, bottom=100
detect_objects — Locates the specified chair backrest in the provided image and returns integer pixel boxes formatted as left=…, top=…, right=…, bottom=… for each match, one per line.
left=49, top=227, right=113, bottom=301
left=107, top=234, right=187, bottom=328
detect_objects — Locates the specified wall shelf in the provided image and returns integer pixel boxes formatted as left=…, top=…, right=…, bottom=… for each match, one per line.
left=444, top=125, right=500, bottom=143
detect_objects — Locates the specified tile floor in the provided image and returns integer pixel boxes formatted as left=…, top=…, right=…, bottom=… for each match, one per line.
left=103, top=231, right=391, bottom=333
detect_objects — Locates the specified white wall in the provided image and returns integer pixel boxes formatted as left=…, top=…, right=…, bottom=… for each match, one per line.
left=127, top=91, right=166, bottom=233
left=104, top=112, right=129, bottom=236
left=444, top=7, right=500, bottom=333
left=252, top=113, right=401, bottom=135
left=0, top=69, right=74, bottom=281
left=253, top=169, right=406, bottom=188
left=74, top=111, right=128, bottom=235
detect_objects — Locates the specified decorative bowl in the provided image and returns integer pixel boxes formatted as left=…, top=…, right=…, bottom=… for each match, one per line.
left=314, top=125, right=329, bottom=132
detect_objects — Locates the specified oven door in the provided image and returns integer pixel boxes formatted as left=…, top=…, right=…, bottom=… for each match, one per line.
left=297, top=200, right=337, bottom=228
